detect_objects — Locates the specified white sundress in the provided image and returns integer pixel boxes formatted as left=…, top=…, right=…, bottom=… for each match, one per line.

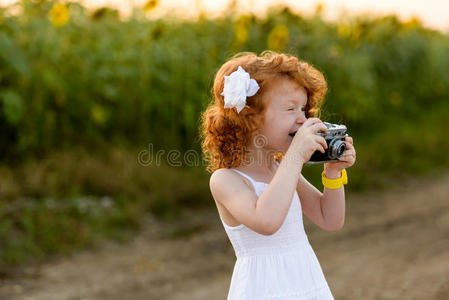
left=219, top=165, right=335, bottom=300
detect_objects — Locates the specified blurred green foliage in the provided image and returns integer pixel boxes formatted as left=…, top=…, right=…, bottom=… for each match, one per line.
left=1, top=0, right=449, bottom=269
left=1, top=2, right=447, bottom=161
left=0, top=147, right=210, bottom=269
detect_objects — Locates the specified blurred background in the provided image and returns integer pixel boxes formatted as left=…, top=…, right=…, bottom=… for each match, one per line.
left=0, top=0, right=448, bottom=299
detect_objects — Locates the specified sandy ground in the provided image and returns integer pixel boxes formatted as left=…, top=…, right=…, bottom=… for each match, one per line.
left=1, top=170, right=449, bottom=300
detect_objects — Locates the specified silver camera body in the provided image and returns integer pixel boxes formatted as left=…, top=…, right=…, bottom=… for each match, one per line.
left=305, top=122, right=348, bottom=164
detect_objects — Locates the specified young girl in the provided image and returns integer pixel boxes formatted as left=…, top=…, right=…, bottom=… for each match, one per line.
left=200, top=51, right=356, bottom=300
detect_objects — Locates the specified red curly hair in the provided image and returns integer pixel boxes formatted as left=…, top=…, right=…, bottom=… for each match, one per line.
left=199, top=51, right=328, bottom=173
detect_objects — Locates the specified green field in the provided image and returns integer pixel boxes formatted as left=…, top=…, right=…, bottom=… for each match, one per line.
left=1, top=1, right=448, bottom=269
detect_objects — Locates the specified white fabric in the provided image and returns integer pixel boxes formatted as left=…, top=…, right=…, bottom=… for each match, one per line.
left=219, top=166, right=334, bottom=300
left=220, top=66, right=260, bottom=114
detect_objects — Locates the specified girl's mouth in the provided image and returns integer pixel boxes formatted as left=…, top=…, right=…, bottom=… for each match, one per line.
left=289, top=131, right=297, bottom=137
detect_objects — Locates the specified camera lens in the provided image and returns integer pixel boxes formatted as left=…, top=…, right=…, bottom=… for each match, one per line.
left=328, top=139, right=346, bottom=159
left=337, top=143, right=346, bottom=158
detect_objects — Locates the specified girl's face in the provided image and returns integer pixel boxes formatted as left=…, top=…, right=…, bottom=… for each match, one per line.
left=259, top=77, right=308, bottom=153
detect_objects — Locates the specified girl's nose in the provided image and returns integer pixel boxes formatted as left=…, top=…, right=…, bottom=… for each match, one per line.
left=296, top=112, right=307, bottom=124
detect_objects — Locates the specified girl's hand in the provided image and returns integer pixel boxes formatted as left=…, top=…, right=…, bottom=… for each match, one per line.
left=289, top=118, right=329, bottom=165
left=324, top=136, right=356, bottom=174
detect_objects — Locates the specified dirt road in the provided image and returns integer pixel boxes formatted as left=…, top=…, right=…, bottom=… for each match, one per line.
left=1, top=170, right=449, bottom=300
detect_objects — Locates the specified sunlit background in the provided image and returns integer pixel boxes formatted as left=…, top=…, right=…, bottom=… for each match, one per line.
left=0, top=0, right=449, bottom=299
left=2, top=0, right=449, bottom=32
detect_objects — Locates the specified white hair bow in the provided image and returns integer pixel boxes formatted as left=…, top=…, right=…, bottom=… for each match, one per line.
left=220, top=66, right=260, bottom=114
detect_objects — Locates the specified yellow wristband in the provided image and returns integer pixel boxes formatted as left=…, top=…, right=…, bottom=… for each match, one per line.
left=341, top=169, right=348, bottom=185
left=322, top=169, right=347, bottom=189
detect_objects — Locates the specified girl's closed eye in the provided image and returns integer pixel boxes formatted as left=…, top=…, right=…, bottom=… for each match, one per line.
left=288, top=107, right=306, bottom=111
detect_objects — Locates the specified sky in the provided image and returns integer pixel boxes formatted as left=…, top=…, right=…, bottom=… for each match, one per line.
left=2, top=0, right=448, bottom=32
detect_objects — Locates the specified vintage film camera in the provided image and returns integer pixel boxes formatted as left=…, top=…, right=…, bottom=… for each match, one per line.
left=306, top=122, right=348, bottom=164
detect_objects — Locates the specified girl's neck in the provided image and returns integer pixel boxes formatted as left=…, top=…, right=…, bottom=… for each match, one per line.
left=238, top=145, right=278, bottom=179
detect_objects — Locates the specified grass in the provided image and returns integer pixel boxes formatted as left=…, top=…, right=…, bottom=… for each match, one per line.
left=0, top=145, right=211, bottom=269
left=1, top=102, right=449, bottom=270
left=1, top=2, right=449, bottom=270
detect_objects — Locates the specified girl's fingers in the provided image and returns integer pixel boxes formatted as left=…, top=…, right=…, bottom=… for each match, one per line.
left=315, top=135, right=328, bottom=150
left=341, top=149, right=355, bottom=159
left=319, top=144, right=326, bottom=153
left=345, top=154, right=356, bottom=162
left=345, top=136, right=353, bottom=145
left=310, top=122, right=327, bottom=134
left=345, top=141, right=355, bottom=151
left=345, top=148, right=355, bottom=154
left=338, top=155, right=354, bottom=164
left=305, top=118, right=327, bottom=132
left=306, top=117, right=323, bottom=125
left=303, top=118, right=320, bottom=129
left=344, top=152, right=356, bottom=160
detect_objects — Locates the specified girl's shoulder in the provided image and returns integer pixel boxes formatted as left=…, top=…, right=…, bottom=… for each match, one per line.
left=210, top=168, right=255, bottom=188
left=210, top=168, right=256, bottom=195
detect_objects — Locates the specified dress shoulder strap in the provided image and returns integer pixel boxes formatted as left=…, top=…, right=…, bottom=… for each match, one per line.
left=230, top=169, right=257, bottom=190
left=231, top=161, right=279, bottom=186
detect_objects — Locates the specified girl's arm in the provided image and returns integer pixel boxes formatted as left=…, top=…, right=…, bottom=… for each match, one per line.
left=210, top=118, right=330, bottom=235
left=210, top=151, right=303, bottom=235
left=297, top=136, right=355, bottom=231
left=296, top=172, right=345, bottom=232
